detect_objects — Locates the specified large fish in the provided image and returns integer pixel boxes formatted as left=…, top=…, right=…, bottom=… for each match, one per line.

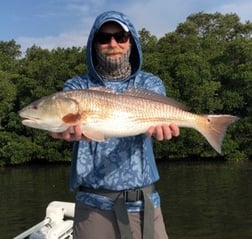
left=19, top=87, right=238, bottom=154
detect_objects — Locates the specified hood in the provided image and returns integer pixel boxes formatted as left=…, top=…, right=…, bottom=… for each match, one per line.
left=86, top=11, right=142, bottom=82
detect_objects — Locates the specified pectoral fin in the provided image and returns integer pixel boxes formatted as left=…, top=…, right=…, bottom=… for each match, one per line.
left=80, top=111, right=107, bottom=141
left=82, top=127, right=106, bottom=142
left=62, top=113, right=81, bottom=124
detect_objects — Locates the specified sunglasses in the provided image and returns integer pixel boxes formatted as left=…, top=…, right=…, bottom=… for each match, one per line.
left=95, top=31, right=130, bottom=44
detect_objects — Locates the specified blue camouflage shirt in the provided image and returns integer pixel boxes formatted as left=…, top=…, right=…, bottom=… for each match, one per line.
left=64, top=11, right=166, bottom=212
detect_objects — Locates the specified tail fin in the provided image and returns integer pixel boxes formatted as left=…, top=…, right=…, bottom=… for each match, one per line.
left=197, top=115, right=239, bottom=154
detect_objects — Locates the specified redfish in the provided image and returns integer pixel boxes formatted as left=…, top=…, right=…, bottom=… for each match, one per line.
left=19, top=87, right=238, bottom=154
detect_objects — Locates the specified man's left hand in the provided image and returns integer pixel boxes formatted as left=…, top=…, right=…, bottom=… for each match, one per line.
left=146, top=123, right=180, bottom=141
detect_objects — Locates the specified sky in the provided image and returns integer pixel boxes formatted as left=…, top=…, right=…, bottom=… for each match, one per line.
left=1, top=0, right=251, bottom=53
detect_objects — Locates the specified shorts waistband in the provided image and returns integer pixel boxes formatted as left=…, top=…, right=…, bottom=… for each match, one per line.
left=78, top=184, right=155, bottom=202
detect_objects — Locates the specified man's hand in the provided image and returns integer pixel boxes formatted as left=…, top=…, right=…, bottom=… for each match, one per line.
left=146, top=123, right=180, bottom=141
left=51, top=124, right=85, bottom=142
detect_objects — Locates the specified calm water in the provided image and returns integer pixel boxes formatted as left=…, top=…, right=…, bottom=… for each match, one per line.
left=1, top=160, right=252, bottom=239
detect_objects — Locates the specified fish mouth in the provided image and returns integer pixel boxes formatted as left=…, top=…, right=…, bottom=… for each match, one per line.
left=20, top=115, right=41, bottom=122
left=19, top=113, right=41, bottom=125
left=21, top=118, right=41, bottom=126
left=19, top=110, right=40, bottom=120
left=21, top=118, right=68, bottom=133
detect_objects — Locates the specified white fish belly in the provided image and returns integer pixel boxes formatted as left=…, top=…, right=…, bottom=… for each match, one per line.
left=84, top=117, right=184, bottom=138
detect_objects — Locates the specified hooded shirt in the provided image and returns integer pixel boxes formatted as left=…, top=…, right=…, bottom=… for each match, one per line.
left=64, top=11, right=166, bottom=211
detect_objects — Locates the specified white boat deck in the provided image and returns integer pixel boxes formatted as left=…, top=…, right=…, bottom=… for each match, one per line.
left=14, top=201, right=75, bottom=239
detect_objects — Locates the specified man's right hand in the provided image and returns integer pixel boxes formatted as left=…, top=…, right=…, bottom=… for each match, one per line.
left=51, top=124, right=85, bottom=142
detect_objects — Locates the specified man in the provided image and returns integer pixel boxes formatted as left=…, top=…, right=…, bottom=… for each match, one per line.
left=52, top=11, right=179, bottom=239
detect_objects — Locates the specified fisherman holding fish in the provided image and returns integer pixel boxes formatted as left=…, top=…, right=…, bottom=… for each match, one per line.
left=19, top=10, right=237, bottom=239
left=53, top=11, right=179, bottom=239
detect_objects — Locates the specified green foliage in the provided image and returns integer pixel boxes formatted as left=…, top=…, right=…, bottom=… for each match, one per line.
left=0, top=42, right=85, bottom=166
left=0, top=132, right=37, bottom=165
left=0, top=40, right=21, bottom=72
left=0, top=12, right=251, bottom=165
left=0, top=71, right=17, bottom=126
left=145, top=12, right=251, bottom=161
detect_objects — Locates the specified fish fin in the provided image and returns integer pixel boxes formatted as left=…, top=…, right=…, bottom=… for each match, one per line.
left=89, top=87, right=115, bottom=93
left=124, top=88, right=188, bottom=110
left=82, top=128, right=106, bottom=142
left=62, top=113, right=81, bottom=124
left=197, top=115, right=239, bottom=154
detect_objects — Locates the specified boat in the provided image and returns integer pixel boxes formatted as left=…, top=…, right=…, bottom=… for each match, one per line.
left=13, top=201, right=75, bottom=239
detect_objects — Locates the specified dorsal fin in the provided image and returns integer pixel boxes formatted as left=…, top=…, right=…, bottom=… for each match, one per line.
left=88, top=87, right=115, bottom=93
left=123, top=88, right=188, bottom=111
left=87, top=87, right=188, bottom=111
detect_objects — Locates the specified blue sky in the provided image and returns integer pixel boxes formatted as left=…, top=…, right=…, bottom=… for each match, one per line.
left=1, top=0, right=251, bottom=53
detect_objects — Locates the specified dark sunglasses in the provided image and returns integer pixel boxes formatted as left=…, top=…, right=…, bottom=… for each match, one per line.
left=95, top=31, right=130, bottom=44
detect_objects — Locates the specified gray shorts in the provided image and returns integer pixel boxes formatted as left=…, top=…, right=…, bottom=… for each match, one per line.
left=73, top=202, right=169, bottom=239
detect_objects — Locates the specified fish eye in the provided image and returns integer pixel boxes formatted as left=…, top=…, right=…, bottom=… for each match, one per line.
left=33, top=105, right=38, bottom=110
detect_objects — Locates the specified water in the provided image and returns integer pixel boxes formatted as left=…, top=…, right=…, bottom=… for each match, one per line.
left=157, top=161, right=252, bottom=239
left=1, top=160, right=252, bottom=239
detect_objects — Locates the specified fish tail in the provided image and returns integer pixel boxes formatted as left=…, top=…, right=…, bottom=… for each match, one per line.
left=196, top=115, right=239, bottom=154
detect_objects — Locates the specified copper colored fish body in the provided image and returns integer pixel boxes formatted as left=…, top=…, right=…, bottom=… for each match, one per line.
left=19, top=88, right=238, bottom=154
